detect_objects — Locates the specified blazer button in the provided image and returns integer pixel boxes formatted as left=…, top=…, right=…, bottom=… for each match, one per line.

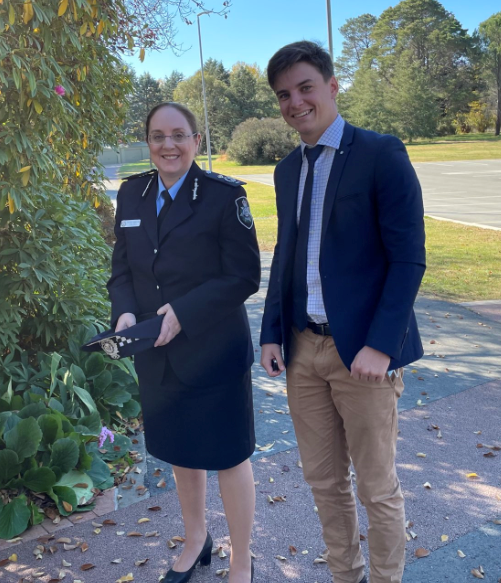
left=156, top=285, right=160, bottom=290
left=154, top=249, right=158, bottom=254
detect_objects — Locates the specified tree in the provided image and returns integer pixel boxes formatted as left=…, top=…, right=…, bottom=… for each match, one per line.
left=229, top=63, right=259, bottom=125
left=174, top=71, right=238, bottom=151
left=126, top=73, right=164, bottom=140
left=334, top=14, right=377, bottom=89
left=479, top=12, right=501, bottom=135
left=204, top=57, right=230, bottom=84
left=366, top=0, right=477, bottom=132
left=162, top=70, right=185, bottom=101
left=390, top=57, right=441, bottom=141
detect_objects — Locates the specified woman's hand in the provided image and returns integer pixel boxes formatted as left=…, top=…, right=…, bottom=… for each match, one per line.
left=115, top=313, right=136, bottom=332
left=155, top=304, right=181, bottom=347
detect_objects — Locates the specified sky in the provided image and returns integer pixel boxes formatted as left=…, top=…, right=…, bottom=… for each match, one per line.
left=124, top=0, right=500, bottom=80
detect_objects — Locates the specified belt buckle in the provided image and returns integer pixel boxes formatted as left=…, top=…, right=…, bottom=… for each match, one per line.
left=318, top=323, right=327, bottom=335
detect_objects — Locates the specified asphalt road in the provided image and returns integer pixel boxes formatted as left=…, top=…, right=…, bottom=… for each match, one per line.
left=237, top=158, right=501, bottom=230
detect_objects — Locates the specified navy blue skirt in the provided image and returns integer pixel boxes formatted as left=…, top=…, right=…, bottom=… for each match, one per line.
left=137, top=358, right=255, bottom=471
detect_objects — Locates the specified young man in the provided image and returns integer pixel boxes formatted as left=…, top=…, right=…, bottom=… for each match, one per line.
left=260, top=41, right=426, bottom=583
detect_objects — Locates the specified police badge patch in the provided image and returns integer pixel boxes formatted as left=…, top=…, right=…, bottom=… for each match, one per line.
left=235, top=197, right=254, bottom=229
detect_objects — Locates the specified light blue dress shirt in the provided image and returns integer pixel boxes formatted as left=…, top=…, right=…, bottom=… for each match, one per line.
left=156, top=171, right=189, bottom=216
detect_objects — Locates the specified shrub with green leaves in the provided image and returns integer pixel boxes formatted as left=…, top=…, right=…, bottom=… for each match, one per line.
left=0, top=397, right=132, bottom=540
left=227, top=117, right=299, bottom=165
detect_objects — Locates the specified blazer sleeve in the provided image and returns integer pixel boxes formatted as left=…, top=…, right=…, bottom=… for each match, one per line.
left=260, top=166, right=283, bottom=346
left=106, top=188, right=140, bottom=328
left=169, top=186, right=260, bottom=339
left=364, top=135, right=426, bottom=360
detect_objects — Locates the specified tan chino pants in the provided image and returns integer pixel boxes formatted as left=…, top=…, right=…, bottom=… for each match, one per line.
left=287, top=328, right=406, bottom=583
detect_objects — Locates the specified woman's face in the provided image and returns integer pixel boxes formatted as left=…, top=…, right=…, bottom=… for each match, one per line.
left=147, top=106, right=201, bottom=187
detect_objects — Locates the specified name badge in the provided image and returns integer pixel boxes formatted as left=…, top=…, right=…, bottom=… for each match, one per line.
left=120, top=220, right=141, bottom=228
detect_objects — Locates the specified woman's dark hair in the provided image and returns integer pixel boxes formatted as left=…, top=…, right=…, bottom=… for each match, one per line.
left=267, top=41, right=334, bottom=90
left=145, top=102, right=199, bottom=140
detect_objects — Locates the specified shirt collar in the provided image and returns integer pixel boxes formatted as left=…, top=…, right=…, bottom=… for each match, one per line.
left=157, top=170, right=189, bottom=201
left=300, top=114, right=345, bottom=156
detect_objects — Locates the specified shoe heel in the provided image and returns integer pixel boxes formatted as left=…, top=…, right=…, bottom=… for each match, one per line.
left=199, top=548, right=212, bottom=567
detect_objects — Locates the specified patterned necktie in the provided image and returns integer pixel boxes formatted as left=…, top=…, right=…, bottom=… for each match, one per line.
left=157, top=190, right=172, bottom=234
left=292, top=144, right=325, bottom=331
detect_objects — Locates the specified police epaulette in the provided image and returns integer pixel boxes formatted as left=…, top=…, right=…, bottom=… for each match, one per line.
left=123, top=169, right=157, bottom=181
left=204, top=171, right=246, bottom=187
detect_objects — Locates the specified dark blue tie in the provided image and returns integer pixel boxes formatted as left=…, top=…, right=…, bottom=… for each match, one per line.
left=157, top=190, right=172, bottom=234
left=292, top=144, right=324, bottom=331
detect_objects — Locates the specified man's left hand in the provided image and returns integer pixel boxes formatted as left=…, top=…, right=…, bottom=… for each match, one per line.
left=154, top=304, right=181, bottom=347
left=350, top=346, right=391, bottom=384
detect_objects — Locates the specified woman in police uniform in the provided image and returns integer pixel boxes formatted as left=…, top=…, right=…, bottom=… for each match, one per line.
left=107, top=102, right=259, bottom=583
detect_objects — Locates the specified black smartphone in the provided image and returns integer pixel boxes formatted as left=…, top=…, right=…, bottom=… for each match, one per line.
left=271, top=358, right=279, bottom=372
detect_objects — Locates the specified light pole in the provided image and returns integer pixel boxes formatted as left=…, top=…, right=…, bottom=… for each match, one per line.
left=197, top=11, right=213, bottom=172
left=326, top=0, right=334, bottom=62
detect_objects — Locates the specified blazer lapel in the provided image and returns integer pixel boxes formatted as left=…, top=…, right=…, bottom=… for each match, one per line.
left=320, top=122, right=355, bottom=245
left=136, top=172, right=159, bottom=249
left=278, top=148, right=302, bottom=278
left=158, top=163, right=198, bottom=244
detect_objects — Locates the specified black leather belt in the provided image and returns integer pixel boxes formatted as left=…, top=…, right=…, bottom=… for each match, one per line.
left=306, top=321, right=332, bottom=336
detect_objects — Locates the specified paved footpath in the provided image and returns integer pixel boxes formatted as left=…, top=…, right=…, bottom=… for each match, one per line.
left=1, top=254, right=500, bottom=583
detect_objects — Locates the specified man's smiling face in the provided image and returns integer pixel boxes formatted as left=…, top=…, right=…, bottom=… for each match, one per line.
left=274, top=61, right=339, bottom=145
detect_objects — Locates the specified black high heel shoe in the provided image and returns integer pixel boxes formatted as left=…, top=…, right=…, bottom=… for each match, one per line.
left=163, top=532, right=213, bottom=583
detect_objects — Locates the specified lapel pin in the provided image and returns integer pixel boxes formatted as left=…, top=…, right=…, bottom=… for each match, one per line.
left=339, top=150, right=344, bottom=155
left=192, top=178, right=199, bottom=200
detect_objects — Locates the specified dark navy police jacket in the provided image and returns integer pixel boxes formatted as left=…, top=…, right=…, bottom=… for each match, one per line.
left=108, top=162, right=261, bottom=387
left=260, top=122, right=426, bottom=371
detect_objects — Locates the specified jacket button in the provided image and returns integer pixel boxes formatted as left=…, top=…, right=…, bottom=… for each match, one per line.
left=154, top=249, right=158, bottom=254
left=156, top=285, right=160, bottom=290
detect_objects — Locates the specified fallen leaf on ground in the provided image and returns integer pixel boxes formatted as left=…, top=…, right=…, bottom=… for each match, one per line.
left=216, top=568, right=229, bottom=578
left=257, top=442, right=275, bottom=451
left=148, top=506, right=162, bottom=511
left=313, top=557, right=327, bottom=564
left=145, top=531, right=160, bottom=538
left=112, top=558, right=123, bottom=563
left=492, top=519, right=501, bottom=525
left=471, top=568, right=484, bottom=579
left=172, top=536, right=185, bottom=542
left=157, top=479, right=166, bottom=488
left=289, top=545, right=297, bottom=556
left=63, top=544, right=77, bottom=551
left=81, top=543, right=89, bottom=553
left=415, top=548, right=430, bottom=558
left=62, top=560, right=71, bottom=567
left=116, top=574, right=134, bottom=582
left=467, top=473, right=480, bottom=479
left=218, top=548, right=227, bottom=559
left=80, top=563, right=95, bottom=571
left=127, top=532, right=142, bottom=537
left=137, top=518, right=150, bottom=524
left=167, top=539, right=177, bottom=549
left=409, top=531, right=418, bottom=540
left=275, top=555, right=287, bottom=561
left=416, top=453, right=427, bottom=458
left=423, top=482, right=432, bottom=489
left=457, top=550, right=466, bottom=558
left=134, top=559, right=149, bottom=566
left=57, top=538, right=72, bottom=544
left=103, top=519, right=117, bottom=526
left=441, top=535, right=448, bottom=542
left=91, top=521, right=102, bottom=528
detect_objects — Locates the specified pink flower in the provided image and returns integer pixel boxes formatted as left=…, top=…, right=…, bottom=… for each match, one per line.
left=98, top=426, right=115, bottom=448
left=54, top=85, right=66, bottom=96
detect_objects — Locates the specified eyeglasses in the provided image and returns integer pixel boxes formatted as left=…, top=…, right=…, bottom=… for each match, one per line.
left=148, top=132, right=198, bottom=145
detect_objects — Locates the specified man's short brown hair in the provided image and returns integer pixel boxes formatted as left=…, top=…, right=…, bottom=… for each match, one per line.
left=267, top=41, right=334, bottom=90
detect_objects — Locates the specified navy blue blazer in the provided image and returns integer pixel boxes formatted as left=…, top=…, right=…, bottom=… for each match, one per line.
left=108, top=162, right=261, bottom=387
left=260, top=122, right=426, bottom=371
